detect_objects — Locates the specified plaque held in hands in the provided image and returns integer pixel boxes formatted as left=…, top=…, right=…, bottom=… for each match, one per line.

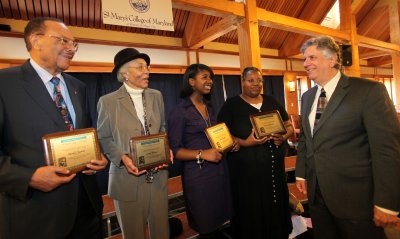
left=129, top=132, right=170, bottom=171
left=42, top=128, right=101, bottom=174
left=249, top=110, right=287, bottom=138
left=204, top=122, right=235, bottom=153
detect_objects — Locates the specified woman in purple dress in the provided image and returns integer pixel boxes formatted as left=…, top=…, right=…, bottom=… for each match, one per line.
left=168, top=64, right=236, bottom=239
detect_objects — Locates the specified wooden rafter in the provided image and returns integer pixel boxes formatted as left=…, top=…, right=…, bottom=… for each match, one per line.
left=257, top=9, right=350, bottom=42
left=171, top=0, right=244, bottom=18
left=187, top=15, right=244, bottom=49
left=358, top=35, right=400, bottom=53
left=367, top=55, right=392, bottom=66
left=182, top=12, right=207, bottom=47
left=351, top=0, right=369, bottom=15
left=360, top=50, right=390, bottom=59
left=277, top=0, right=336, bottom=57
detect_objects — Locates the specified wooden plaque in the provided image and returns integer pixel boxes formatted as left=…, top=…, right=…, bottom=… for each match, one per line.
left=204, top=122, right=235, bottom=153
left=249, top=110, right=287, bottom=138
left=42, top=128, right=101, bottom=174
left=129, top=132, right=170, bottom=171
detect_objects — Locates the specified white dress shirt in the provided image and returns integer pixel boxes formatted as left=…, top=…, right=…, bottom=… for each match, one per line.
left=30, top=59, right=76, bottom=126
left=308, top=70, right=341, bottom=135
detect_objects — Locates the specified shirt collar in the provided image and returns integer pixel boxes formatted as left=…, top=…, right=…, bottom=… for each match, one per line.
left=317, top=70, right=341, bottom=102
left=30, top=59, right=63, bottom=85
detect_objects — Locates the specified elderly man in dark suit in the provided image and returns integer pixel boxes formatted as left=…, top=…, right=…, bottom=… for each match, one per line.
left=295, top=36, right=400, bottom=239
left=0, top=17, right=107, bottom=239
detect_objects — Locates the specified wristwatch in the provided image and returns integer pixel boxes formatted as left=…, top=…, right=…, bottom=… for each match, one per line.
left=196, top=149, right=204, bottom=168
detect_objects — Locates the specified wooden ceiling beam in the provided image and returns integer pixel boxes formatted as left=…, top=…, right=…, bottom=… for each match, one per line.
left=357, top=5, right=387, bottom=36
left=367, top=55, right=392, bottom=67
left=182, top=12, right=207, bottom=47
left=237, top=0, right=261, bottom=72
left=188, top=15, right=244, bottom=49
left=340, top=0, right=360, bottom=77
left=351, top=0, right=369, bottom=16
left=276, top=0, right=336, bottom=57
left=360, top=50, right=390, bottom=59
left=172, top=0, right=244, bottom=18
left=389, top=0, right=400, bottom=108
left=257, top=9, right=350, bottom=42
left=358, top=35, right=400, bottom=53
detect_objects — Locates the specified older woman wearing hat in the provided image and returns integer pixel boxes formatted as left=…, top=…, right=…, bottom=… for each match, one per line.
left=97, top=48, right=169, bottom=239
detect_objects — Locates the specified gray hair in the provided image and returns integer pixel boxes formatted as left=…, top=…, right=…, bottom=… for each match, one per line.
left=116, top=63, right=129, bottom=82
left=300, top=36, right=342, bottom=70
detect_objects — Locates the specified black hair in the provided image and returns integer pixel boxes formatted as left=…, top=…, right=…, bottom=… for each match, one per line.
left=23, top=17, right=64, bottom=51
left=242, top=66, right=262, bottom=80
left=180, top=64, right=214, bottom=99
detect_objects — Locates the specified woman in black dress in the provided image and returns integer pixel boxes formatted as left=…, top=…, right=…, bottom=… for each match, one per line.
left=217, top=67, right=294, bottom=239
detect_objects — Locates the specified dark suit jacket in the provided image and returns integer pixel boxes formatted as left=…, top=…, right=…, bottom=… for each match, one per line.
left=0, top=61, right=102, bottom=239
left=296, top=74, right=400, bottom=220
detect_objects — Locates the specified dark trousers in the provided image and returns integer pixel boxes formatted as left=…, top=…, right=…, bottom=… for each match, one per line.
left=309, top=182, right=386, bottom=239
left=65, top=178, right=102, bottom=239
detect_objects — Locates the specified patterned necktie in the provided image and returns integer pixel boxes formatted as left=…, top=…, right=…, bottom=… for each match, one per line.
left=50, top=77, right=74, bottom=131
left=314, top=88, right=327, bottom=131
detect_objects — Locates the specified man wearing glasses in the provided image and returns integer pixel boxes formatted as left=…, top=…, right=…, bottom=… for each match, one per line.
left=0, top=17, right=107, bottom=238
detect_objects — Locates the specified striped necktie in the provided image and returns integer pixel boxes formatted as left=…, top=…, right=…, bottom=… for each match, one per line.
left=314, top=88, right=327, bottom=131
left=50, top=77, right=74, bottom=131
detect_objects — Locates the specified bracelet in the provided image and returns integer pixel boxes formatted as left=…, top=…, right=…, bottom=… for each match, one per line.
left=196, top=149, right=204, bottom=168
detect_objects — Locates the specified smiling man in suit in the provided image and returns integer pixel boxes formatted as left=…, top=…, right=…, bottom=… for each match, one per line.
left=0, top=17, right=107, bottom=238
left=295, top=36, right=400, bottom=239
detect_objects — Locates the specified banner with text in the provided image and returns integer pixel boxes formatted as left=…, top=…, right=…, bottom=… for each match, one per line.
left=102, top=0, right=174, bottom=31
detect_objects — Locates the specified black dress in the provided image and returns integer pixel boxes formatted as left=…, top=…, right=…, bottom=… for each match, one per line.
left=217, top=95, right=292, bottom=239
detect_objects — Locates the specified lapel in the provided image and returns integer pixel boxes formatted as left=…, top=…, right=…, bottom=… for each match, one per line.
left=303, top=86, right=317, bottom=139
left=20, top=61, right=67, bottom=129
left=116, top=85, right=141, bottom=123
left=143, top=89, right=153, bottom=122
left=63, top=73, right=83, bottom=128
left=313, top=74, right=350, bottom=134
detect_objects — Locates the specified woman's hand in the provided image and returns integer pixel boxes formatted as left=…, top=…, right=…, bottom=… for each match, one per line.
left=201, top=148, right=223, bottom=163
left=243, top=128, right=270, bottom=147
left=270, top=133, right=285, bottom=146
left=121, top=154, right=146, bottom=176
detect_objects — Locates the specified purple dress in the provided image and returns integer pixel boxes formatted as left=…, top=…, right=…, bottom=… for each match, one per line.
left=168, top=97, right=233, bottom=234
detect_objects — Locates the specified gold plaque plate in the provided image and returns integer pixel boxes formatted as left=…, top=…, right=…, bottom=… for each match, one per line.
left=249, top=110, right=287, bottom=138
left=42, top=128, right=101, bottom=174
left=129, top=132, right=170, bottom=171
left=205, top=122, right=235, bottom=153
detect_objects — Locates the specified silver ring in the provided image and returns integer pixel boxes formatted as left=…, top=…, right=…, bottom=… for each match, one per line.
left=93, top=170, right=97, bottom=174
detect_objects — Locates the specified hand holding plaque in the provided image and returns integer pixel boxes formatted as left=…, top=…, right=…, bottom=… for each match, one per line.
left=129, top=132, right=170, bottom=171
left=42, top=128, right=101, bottom=174
left=249, top=110, right=287, bottom=138
left=204, top=122, right=235, bottom=153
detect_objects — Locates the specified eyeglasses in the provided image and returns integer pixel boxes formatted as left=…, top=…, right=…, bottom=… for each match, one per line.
left=36, top=34, right=79, bottom=51
left=128, top=65, right=150, bottom=72
left=244, top=79, right=264, bottom=85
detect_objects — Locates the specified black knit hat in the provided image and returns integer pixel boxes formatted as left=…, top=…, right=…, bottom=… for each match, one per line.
left=112, top=48, right=150, bottom=80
